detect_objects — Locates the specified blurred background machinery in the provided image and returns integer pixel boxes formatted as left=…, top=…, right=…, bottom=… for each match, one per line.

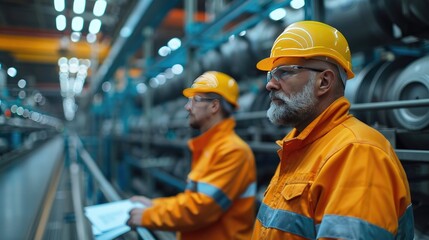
left=1, top=0, right=429, bottom=239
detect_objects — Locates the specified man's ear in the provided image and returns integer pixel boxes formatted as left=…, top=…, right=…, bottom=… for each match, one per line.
left=210, top=99, right=221, bottom=114
left=317, top=70, right=335, bottom=96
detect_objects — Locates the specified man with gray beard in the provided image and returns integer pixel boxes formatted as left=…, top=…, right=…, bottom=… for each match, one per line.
left=251, top=21, right=414, bottom=240
left=266, top=72, right=317, bottom=126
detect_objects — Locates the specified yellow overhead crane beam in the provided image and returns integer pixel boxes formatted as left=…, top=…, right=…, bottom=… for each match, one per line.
left=0, top=33, right=110, bottom=64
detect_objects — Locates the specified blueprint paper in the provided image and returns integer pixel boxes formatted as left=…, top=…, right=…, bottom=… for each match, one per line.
left=85, top=200, right=145, bottom=238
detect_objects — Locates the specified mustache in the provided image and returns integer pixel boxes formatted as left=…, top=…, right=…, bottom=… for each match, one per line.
left=269, top=91, right=286, bottom=102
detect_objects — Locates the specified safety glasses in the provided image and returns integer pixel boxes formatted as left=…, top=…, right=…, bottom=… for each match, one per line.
left=267, top=65, right=324, bottom=83
left=187, top=95, right=218, bottom=107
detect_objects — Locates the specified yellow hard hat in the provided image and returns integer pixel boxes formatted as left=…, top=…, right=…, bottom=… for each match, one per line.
left=183, top=71, right=239, bottom=108
left=257, top=21, right=355, bottom=79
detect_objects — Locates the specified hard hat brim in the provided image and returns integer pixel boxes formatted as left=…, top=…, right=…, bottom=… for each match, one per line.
left=182, top=88, right=211, bottom=98
left=256, top=55, right=355, bottom=79
left=256, top=57, right=283, bottom=71
left=183, top=88, right=239, bottom=109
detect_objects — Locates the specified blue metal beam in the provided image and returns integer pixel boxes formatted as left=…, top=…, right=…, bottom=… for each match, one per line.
left=145, top=0, right=291, bottom=78
left=81, top=0, right=181, bottom=108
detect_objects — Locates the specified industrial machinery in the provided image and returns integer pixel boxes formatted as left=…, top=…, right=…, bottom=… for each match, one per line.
left=88, top=0, right=429, bottom=236
left=1, top=0, right=429, bottom=239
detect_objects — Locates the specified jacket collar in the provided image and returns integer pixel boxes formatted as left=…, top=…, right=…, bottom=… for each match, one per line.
left=188, top=118, right=236, bottom=152
left=276, top=97, right=352, bottom=150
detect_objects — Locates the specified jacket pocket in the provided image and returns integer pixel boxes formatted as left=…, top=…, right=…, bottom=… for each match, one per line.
left=281, top=183, right=308, bottom=200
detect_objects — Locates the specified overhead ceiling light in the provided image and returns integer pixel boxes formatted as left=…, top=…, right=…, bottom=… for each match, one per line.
left=73, top=0, right=86, bottom=14
left=18, top=91, right=26, bottom=99
left=164, top=69, right=174, bottom=79
left=68, top=58, right=79, bottom=74
left=86, top=33, right=97, bottom=43
left=158, top=46, right=171, bottom=57
left=54, top=0, right=65, bottom=12
left=149, top=78, right=160, bottom=88
left=290, top=0, right=305, bottom=9
left=101, top=81, right=112, bottom=92
left=18, top=79, right=27, bottom=88
left=58, top=57, right=68, bottom=66
left=136, top=83, right=147, bottom=94
left=56, top=15, right=66, bottom=31
left=167, top=38, right=181, bottom=50
left=72, top=16, right=84, bottom=31
left=156, top=74, right=167, bottom=85
left=71, top=32, right=81, bottom=42
left=7, top=67, right=17, bottom=77
left=172, top=64, right=184, bottom=75
left=93, top=0, right=107, bottom=17
left=269, top=8, right=287, bottom=21
left=89, top=19, right=102, bottom=34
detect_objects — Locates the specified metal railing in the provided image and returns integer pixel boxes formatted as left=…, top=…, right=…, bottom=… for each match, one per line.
left=68, top=134, right=175, bottom=240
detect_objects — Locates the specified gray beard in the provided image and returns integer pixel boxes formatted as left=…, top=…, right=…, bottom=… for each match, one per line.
left=267, top=78, right=318, bottom=126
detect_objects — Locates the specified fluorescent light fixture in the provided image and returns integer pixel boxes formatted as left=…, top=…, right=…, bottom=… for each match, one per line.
left=290, top=0, right=305, bottom=9
left=269, top=8, right=287, bottom=21
left=18, top=91, right=26, bottom=99
left=164, top=69, right=174, bottom=79
left=73, top=0, right=86, bottom=14
left=71, top=32, right=81, bottom=42
left=167, top=38, right=181, bottom=50
left=72, top=16, right=84, bottom=31
left=54, top=0, right=65, bottom=12
left=172, top=64, right=184, bottom=75
left=89, top=19, right=102, bottom=34
left=101, top=81, right=112, bottom=92
left=7, top=67, right=17, bottom=77
left=158, top=46, right=171, bottom=57
left=136, top=83, right=147, bottom=94
left=18, top=79, right=27, bottom=88
left=156, top=74, right=167, bottom=84
left=56, top=15, right=66, bottom=31
left=60, top=64, right=69, bottom=73
left=58, top=57, right=68, bottom=66
left=93, top=0, right=107, bottom=17
left=86, top=33, right=97, bottom=43
left=149, top=78, right=159, bottom=88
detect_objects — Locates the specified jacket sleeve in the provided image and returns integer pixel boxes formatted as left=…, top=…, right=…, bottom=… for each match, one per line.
left=311, top=142, right=414, bottom=239
left=141, top=146, right=255, bottom=231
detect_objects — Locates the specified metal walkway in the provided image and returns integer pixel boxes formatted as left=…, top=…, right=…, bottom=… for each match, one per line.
left=0, top=135, right=65, bottom=240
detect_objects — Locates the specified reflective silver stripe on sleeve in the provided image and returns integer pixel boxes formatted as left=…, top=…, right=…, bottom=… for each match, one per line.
left=256, top=202, right=316, bottom=239
left=316, top=214, right=394, bottom=239
left=396, top=204, right=414, bottom=240
left=240, top=182, right=257, bottom=198
left=186, top=180, right=231, bottom=210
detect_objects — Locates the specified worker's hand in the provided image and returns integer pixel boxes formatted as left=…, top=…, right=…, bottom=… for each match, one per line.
left=127, top=208, right=145, bottom=230
left=130, top=195, right=153, bottom=207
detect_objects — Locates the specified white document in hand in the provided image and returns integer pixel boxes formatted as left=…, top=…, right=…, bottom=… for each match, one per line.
left=85, top=199, right=145, bottom=235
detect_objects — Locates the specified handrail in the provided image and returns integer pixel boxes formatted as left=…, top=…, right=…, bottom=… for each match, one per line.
left=70, top=134, right=175, bottom=240
left=234, top=98, right=429, bottom=121
left=68, top=136, right=92, bottom=240
left=74, top=136, right=121, bottom=202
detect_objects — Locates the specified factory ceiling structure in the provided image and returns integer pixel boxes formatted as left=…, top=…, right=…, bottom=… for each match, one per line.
left=0, top=0, right=206, bottom=119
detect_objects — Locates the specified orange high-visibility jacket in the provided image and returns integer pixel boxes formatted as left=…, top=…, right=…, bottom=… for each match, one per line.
left=142, top=118, right=257, bottom=240
left=252, top=97, right=414, bottom=240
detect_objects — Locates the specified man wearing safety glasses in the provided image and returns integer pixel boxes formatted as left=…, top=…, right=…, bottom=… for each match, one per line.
left=252, top=21, right=414, bottom=239
left=127, top=71, right=257, bottom=240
